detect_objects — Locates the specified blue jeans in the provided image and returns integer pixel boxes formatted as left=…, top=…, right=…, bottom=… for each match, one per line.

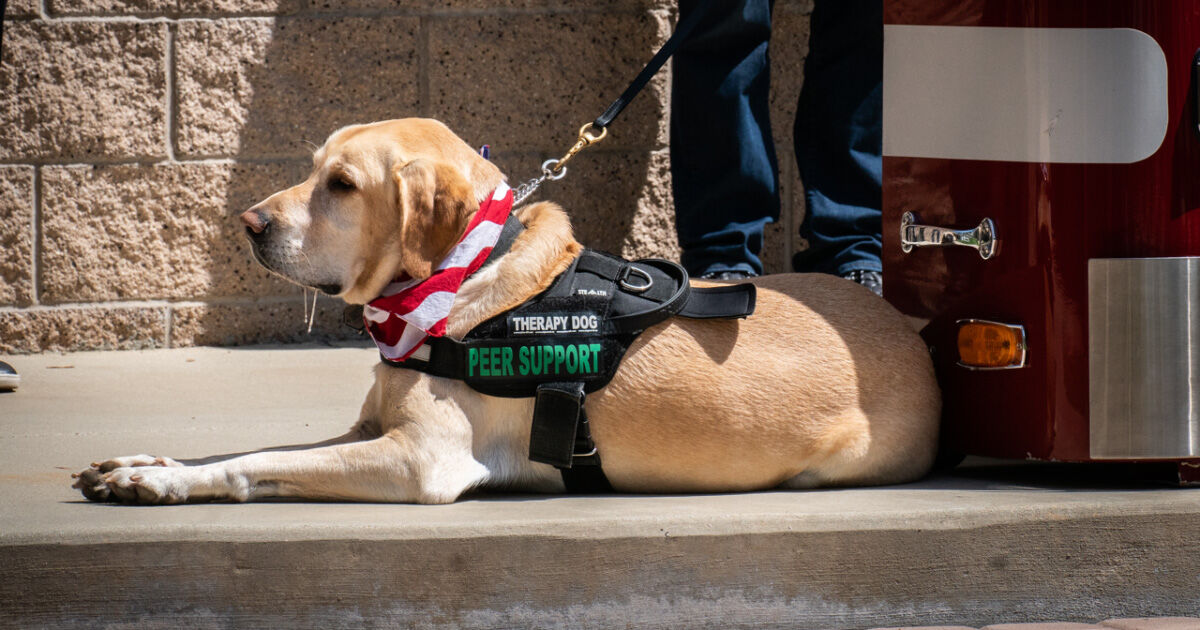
left=671, top=0, right=882, bottom=277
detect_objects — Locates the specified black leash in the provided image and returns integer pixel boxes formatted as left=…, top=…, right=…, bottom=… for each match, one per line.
left=592, top=1, right=713, bottom=130
left=512, top=0, right=714, bottom=205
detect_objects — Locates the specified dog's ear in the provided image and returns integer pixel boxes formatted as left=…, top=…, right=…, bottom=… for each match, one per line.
left=394, top=159, right=478, bottom=279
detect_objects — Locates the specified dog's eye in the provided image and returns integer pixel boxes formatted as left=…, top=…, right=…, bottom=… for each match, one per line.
left=328, top=176, right=355, bottom=193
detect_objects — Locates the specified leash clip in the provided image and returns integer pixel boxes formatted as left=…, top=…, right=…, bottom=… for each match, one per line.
left=513, top=123, right=609, bottom=207
left=546, top=123, right=608, bottom=175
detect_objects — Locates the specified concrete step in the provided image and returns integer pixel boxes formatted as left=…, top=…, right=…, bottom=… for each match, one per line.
left=1, top=345, right=1198, bottom=629
left=877, top=622, right=1200, bottom=630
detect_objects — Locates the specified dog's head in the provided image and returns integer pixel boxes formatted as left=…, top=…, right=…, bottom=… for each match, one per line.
left=240, top=118, right=505, bottom=304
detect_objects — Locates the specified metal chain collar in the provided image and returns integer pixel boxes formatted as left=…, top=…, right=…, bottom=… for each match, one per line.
left=512, top=123, right=607, bottom=207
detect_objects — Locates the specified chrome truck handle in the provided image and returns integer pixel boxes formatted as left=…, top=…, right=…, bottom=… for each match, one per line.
left=900, top=211, right=998, bottom=260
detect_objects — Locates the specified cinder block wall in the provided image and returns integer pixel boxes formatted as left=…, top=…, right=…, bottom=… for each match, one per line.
left=0, top=0, right=811, bottom=354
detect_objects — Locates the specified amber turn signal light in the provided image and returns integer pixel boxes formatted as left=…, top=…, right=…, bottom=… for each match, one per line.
left=956, top=319, right=1027, bottom=370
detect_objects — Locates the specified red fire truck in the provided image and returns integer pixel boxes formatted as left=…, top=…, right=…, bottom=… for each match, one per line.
left=882, top=1, right=1200, bottom=483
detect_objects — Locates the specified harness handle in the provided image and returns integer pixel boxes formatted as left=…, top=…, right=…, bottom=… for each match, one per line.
left=607, top=259, right=692, bottom=334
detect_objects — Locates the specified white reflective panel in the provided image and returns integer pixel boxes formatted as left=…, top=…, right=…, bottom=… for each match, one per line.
left=883, top=25, right=1168, bottom=164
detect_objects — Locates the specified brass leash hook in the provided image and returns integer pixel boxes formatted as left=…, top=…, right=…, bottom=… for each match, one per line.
left=513, top=122, right=609, bottom=206
left=546, top=123, right=608, bottom=175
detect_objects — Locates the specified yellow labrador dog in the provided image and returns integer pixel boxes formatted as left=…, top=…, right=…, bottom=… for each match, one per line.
left=73, top=118, right=940, bottom=504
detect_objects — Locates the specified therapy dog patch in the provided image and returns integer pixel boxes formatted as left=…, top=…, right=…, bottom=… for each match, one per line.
left=508, top=312, right=601, bottom=336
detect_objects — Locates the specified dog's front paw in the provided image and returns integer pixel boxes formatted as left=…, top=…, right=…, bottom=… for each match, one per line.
left=72, top=466, right=192, bottom=504
left=105, top=467, right=192, bottom=504
left=71, top=467, right=115, bottom=502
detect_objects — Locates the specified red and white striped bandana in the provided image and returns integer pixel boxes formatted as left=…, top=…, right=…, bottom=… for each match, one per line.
left=363, top=182, right=513, bottom=361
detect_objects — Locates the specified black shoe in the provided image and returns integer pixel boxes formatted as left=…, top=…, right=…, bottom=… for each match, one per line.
left=842, top=270, right=883, bottom=296
left=699, top=270, right=758, bottom=281
left=0, top=361, right=19, bottom=392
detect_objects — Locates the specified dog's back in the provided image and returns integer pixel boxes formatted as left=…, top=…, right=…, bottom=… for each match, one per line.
left=585, top=272, right=941, bottom=493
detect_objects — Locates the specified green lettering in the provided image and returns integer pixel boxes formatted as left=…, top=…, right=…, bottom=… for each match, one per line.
left=502, top=347, right=514, bottom=376
left=578, top=344, right=590, bottom=374
left=480, top=347, right=490, bottom=377
left=543, top=346, right=554, bottom=374
left=518, top=346, right=530, bottom=376
left=468, top=347, right=479, bottom=377
left=531, top=345, right=543, bottom=375
left=554, top=345, right=566, bottom=374
left=566, top=344, right=579, bottom=374
left=590, top=343, right=602, bottom=373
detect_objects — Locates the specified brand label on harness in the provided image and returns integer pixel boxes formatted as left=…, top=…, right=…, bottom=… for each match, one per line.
left=467, top=342, right=603, bottom=378
left=508, top=312, right=600, bottom=336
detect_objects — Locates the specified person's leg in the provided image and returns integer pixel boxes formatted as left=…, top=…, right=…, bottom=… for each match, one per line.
left=671, top=0, right=778, bottom=278
left=791, top=0, right=883, bottom=278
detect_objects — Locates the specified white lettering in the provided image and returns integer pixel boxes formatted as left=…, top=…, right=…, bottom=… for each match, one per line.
left=510, top=312, right=601, bottom=335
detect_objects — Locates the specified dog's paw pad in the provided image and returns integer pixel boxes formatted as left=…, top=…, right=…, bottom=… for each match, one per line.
left=103, top=467, right=187, bottom=505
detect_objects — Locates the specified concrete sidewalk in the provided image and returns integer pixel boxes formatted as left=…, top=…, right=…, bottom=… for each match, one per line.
left=1, top=345, right=1198, bottom=628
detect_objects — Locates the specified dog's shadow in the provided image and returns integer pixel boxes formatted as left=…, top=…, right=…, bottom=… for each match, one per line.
left=909, top=457, right=1188, bottom=492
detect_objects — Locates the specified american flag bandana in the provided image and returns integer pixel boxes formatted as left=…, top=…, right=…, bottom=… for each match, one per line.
left=363, top=182, right=513, bottom=362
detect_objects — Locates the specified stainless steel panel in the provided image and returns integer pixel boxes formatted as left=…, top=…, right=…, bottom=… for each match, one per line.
left=1089, top=257, right=1200, bottom=459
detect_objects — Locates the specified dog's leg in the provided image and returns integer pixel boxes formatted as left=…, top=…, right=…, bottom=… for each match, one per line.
left=75, top=385, right=489, bottom=504
left=87, top=432, right=365, bottom=471
left=72, top=431, right=368, bottom=502
left=73, top=381, right=394, bottom=502
left=93, top=429, right=485, bottom=504
left=78, top=428, right=488, bottom=505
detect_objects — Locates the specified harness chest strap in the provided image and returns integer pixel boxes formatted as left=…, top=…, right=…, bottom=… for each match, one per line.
left=389, top=245, right=756, bottom=492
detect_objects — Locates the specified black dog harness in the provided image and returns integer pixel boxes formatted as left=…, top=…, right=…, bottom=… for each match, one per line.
left=380, top=216, right=756, bottom=492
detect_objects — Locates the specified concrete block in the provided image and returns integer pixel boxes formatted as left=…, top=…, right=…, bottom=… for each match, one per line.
left=0, top=167, right=34, bottom=307
left=0, top=305, right=165, bottom=353
left=760, top=159, right=791, bottom=275
left=49, top=0, right=303, bottom=16
left=308, top=0, right=666, bottom=9
left=777, top=0, right=815, bottom=15
left=48, top=0, right=173, bottom=14
left=1102, top=619, right=1200, bottom=630
left=495, top=149, right=678, bottom=262
left=761, top=219, right=788, bottom=275
left=428, top=11, right=669, bottom=155
left=871, top=627, right=977, bottom=630
left=176, top=17, right=420, bottom=159
left=984, top=619, right=1104, bottom=624
left=40, top=162, right=308, bottom=304
left=611, top=148, right=679, bottom=262
left=169, top=299, right=361, bottom=347
left=769, top=8, right=810, bottom=158
left=769, top=9, right=812, bottom=269
left=790, top=157, right=809, bottom=259
left=0, top=22, right=167, bottom=162
left=3, top=0, right=40, bottom=17
left=180, top=0, right=303, bottom=13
